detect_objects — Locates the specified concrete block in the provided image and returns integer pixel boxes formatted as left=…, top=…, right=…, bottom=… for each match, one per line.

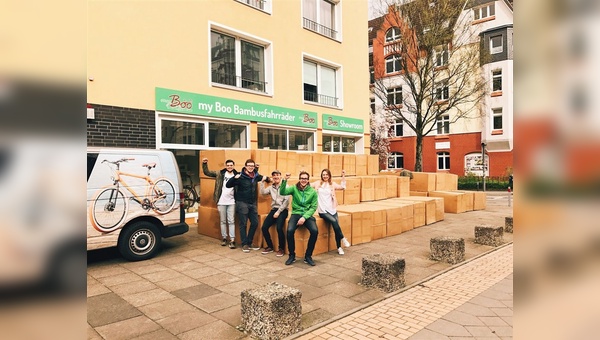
left=430, top=236, right=465, bottom=264
left=361, top=254, right=405, bottom=293
left=505, top=217, right=513, bottom=233
left=474, top=225, right=504, bottom=247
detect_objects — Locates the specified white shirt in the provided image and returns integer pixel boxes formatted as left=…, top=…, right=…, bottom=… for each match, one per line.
left=218, top=172, right=235, bottom=205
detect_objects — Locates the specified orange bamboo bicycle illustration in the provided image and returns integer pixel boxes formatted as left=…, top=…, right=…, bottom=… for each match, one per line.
left=90, top=158, right=177, bottom=233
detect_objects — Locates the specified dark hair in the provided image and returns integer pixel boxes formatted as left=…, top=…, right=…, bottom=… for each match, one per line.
left=225, top=159, right=235, bottom=165
left=245, top=159, right=255, bottom=166
left=320, top=168, right=332, bottom=184
left=296, top=171, right=311, bottom=189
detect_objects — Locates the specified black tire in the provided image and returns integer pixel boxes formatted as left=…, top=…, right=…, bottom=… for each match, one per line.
left=183, top=185, right=197, bottom=210
left=118, top=221, right=162, bottom=261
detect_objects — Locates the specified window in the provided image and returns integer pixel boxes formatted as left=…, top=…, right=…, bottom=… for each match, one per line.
left=388, top=152, right=404, bottom=169
left=323, top=135, right=357, bottom=153
left=236, top=0, right=270, bottom=12
left=436, top=114, right=449, bottom=134
left=387, top=87, right=402, bottom=106
left=492, top=70, right=502, bottom=92
left=209, top=122, right=247, bottom=148
left=303, top=59, right=339, bottom=107
left=490, top=35, right=503, bottom=54
left=370, top=67, right=375, bottom=84
left=303, top=0, right=339, bottom=39
left=434, top=45, right=449, bottom=67
left=437, top=152, right=450, bottom=170
left=473, top=3, right=495, bottom=20
left=391, top=119, right=403, bottom=137
left=492, top=108, right=503, bottom=130
left=370, top=98, right=376, bottom=115
left=211, top=30, right=268, bottom=93
left=435, top=80, right=449, bottom=101
left=385, top=27, right=401, bottom=42
left=161, top=120, right=205, bottom=146
left=258, top=127, right=315, bottom=151
left=386, top=54, right=402, bottom=74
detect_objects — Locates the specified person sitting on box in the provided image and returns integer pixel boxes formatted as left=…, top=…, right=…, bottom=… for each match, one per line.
left=280, top=171, right=318, bottom=266
left=259, top=170, right=291, bottom=257
left=311, top=168, right=350, bottom=255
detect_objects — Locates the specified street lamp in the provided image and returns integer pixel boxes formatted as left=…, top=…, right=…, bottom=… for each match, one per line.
left=481, top=142, right=487, bottom=191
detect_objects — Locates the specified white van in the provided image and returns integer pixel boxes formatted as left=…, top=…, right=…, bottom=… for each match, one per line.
left=87, top=148, right=189, bottom=261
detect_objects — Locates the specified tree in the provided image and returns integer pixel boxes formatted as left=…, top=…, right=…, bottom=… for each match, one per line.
left=370, top=0, right=488, bottom=171
left=370, top=108, right=394, bottom=167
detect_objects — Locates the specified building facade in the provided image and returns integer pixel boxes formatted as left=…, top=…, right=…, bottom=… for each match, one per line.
left=369, top=0, right=513, bottom=177
left=88, top=0, right=369, bottom=217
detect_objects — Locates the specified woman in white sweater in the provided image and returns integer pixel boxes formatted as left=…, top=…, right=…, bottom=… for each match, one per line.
left=312, top=169, right=350, bottom=255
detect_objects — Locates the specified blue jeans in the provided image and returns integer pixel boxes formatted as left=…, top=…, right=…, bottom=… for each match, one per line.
left=319, top=212, right=344, bottom=248
left=287, top=214, right=318, bottom=257
left=236, top=201, right=259, bottom=246
left=217, top=204, right=235, bottom=239
left=261, top=209, right=289, bottom=251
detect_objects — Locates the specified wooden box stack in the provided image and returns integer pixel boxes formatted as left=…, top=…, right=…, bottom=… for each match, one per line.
left=410, top=172, right=436, bottom=193
left=251, top=150, right=278, bottom=174
left=199, top=150, right=251, bottom=177
left=343, top=177, right=361, bottom=205
left=410, top=191, right=429, bottom=197
left=296, top=153, right=312, bottom=176
left=276, top=151, right=298, bottom=176
left=386, top=176, right=398, bottom=199
left=336, top=204, right=373, bottom=245
left=373, top=176, right=387, bottom=201
left=397, top=176, right=410, bottom=197
left=328, top=212, right=352, bottom=251
left=360, top=176, right=375, bottom=202
left=355, top=155, right=368, bottom=176
left=394, top=196, right=444, bottom=224
left=198, top=206, right=262, bottom=246
left=328, top=154, right=344, bottom=175
left=312, top=217, right=330, bottom=256
left=311, top=153, right=329, bottom=178
left=472, top=191, right=486, bottom=210
left=365, top=200, right=414, bottom=235
left=257, top=182, right=273, bottom=214
left=343, top=154, right=356, bottom=176
left=429, top=191, right=469, bottom=213
left=367, top=155, right=380, bottom=175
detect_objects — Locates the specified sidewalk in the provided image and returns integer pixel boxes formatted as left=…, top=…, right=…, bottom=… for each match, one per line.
left=87, top=195, right=512, bottom=340
left=293, top=243, right=513, bottom=339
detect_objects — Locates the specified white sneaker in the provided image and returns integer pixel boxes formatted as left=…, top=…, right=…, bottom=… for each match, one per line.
left=342, top=237, right=350, bottom=248
left=337, top=247, right=345, bottom=255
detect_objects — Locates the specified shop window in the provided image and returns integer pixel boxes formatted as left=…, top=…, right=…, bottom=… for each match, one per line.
left=161, top=120, right=205, bottom=146
left=257, top=127, right=315, bottom=151
left=209, top=122, right=247, bottom=148
left=323, top=134, right=357, bottom=153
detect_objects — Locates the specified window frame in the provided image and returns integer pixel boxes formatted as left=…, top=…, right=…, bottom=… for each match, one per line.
left=235, top=0, right=272, bottom=14
left=492, top=108, right=503, bottom=131
left=437, top=151, right=450, bottom=170
left=302, top=0, right=342, bottom=41
left=386, top=86, right=403, bottom=106
left=435, top=80, right=449, bottom=101
left=385, top=54, right=402, bottom=74
left=209, top=23, right=273, bottom=95
left=257, top=124, right=316, bottom=151
left=322, top=133, right=360, bottom=154
left=492, top=69, right=502, bottom=92
left=388, top=152, right=404, bottom=169
left=385, top=27, right=401, bottom=43
left=436, top=114, right=450, bottom=134
left=434, top=44, right=449, bottom=67
left=490, top=35, right=503, bottom=54
left=302, top=54, right=343, bottom=109
left=473, top=3, right=495, bottom=21
left=391, top=119, right=403, bottom=137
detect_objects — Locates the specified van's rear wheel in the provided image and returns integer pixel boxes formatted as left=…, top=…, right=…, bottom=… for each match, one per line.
left=118, top=221, right=162, bottom=261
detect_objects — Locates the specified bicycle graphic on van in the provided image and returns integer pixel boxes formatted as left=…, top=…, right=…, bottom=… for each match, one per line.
left=89, top=158, right=177, bottom=233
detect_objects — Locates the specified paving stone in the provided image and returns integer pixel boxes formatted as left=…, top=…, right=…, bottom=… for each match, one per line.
left=110, top=280, right=158, bottom=296
left=306, top=293, right=363, bottom=315
left=179, top=320, right=245, bottom=340
left=130, top=329, right=179, bottom=340
left=408, top=328, right=450, bottom=339
left=190, top=292, right=240, bottom=313
left=321, top=280, right=368, bottom=298
left=465, top=325, right=495, bottom=337
left=87, top=293, right=141, bottom=327
left=441, top=310, right=486, bottom=326
left=211, top=304, right=242, bottom=327
left=155, top=310, right=217, bottom=335
left=95, top=315, right=160, bottom=340
left=301, top=308, right=335, bottom=330
left=296, top=272, right=341, bottom=288
left=171, top=283, right=221, bottom=302
left=479, top=316, right=509, bottom=327
left=121, top=288, right=174, bottom=307
left=425, top=319, right=471, bottom=337
left=137, top=297, right=197, bottom=320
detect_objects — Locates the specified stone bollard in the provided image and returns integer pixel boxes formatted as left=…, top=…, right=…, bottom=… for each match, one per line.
left=474, top=225, right=504, bottom=247
left=430, top=236, right=465, bottom=264
left=505, top=217, right=513, bottom=233
left=361, top=254, right=405, bottom=293
left=240, top=282, right=302, bottom=340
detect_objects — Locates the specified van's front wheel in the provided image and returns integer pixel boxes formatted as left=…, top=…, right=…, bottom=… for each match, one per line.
left=118, top=221, right=162, bottom=261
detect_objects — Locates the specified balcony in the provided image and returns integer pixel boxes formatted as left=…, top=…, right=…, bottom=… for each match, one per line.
left=212, top=72, right=267, bottom=93
left=303, top=17, right=337, bottom=40
left=304, top=91, right=338, bottom=107
left=238, top=0, right=265, bottom=10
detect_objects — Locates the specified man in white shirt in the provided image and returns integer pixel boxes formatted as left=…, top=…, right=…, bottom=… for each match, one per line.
left=202, top=158, right=238, bottom=248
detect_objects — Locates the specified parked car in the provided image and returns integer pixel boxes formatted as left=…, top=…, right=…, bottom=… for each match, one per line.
left=87, top=148, right=189, bottom=261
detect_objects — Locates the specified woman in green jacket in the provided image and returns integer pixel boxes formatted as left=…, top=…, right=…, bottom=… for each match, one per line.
left=280, top=171, right=318, bottom=266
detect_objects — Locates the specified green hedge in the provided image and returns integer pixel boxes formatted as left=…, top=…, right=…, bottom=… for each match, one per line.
left=458, top=176, right=510, bottom=191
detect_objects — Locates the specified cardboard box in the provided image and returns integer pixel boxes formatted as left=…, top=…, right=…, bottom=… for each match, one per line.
left=472, top=191, right=486, bottom=210
left=334, top=188, right=345, bottom=205
left=276, top=151, right=298, bottom=176
left=372, top=176, right=387, bottom=201
left=257, top=184, right=273, bottom=215
left=429, top=191, right=469, bottom=213
left=336, top=205, right=373, bottom=245
left=328, top=154, right=344, bottom=175
left=386, top=176, right=398, bottom=199
left=343, top=177, right=362, bottom=205
left=353, top=204, right=387, bottom=240
left=459, top=191, right=474, bottom=211
left=447, top=173, right=458, bottom=191
left=259, top=213, right=288, bottom=252
left=355, top=155, right=368, bottom=176
left=199, top=178, right=217, bottom=209
left=435, top=173, right=459, bottom=191
left=200, top=150, right=251, bottom=178
left=291, top=225, right=308, bottom=258
left=366, top=200, right=414, bottom=235
left=312, top=153, right=329, bottom=179
left=410, top=172, right=436, bottom=192
left=367, top=155, right=380, bottom=175
left=198, top=206, right=221, bottom=238
left=360, top=176, right=375, bottom=202
left=393, top=196, right=444, bottom=224
left=342, top=154, right=356, bottom=176
left=251, top=150, right=278, bottom=174
left=296, top=153, right=313, bottom=176
left=312, top=216, right=330, bottom=256
left=397, top=176, right=410, bottom=197
left=328, top=212, right=352, bottom=251
left=410, top=191, right=429, bottom=197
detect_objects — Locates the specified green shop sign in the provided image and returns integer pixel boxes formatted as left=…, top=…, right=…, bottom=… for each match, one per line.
left=322, top=114, right=364, bottom=133
left=155, top=87, right=317, bottom=129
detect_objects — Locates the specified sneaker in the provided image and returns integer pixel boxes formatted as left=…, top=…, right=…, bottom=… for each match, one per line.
left=285, top=255, right=296, bottom=265
left=342, top=237, right=350, bottom=248
left=221, top=239, right=227, bottom=246
left=261, top=247, right=273, bottom=255
left=337, top=247, right=345, bottom=255
left=228, top=241, right=236, bottom=249
left=242, top=245, right=250, bottom=253
left=250, top=244, right=261, bottom=251
left=303, top=256, right=315, bottom=266
left=276, top=249, right=285, bottom=257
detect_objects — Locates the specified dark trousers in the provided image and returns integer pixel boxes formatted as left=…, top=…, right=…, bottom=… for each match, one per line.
left=319, top=212, right=344, bottom=248
left=287, top=214, right=318, bottom=257
left=261, top=209, right=289, bottom=250
left=236, top=201, right=258, bottom=246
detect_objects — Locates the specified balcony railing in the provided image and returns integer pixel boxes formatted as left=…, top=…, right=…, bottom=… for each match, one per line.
left=304, top=91, right=338, bottom=107
left=239, top=0, right=265, bottom=10
left=302, top=17, right=337, bottom=39
left=212, top=72, right=267, bottom=92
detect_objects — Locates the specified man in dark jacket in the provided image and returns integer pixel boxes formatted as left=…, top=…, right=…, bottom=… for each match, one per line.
left=202, top=158, right=239, bottom=248
left=225, top=159, right=267, bottom=252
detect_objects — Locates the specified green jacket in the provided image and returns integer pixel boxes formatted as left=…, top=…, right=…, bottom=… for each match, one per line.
left=280, top=179, right=318, bottom=220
